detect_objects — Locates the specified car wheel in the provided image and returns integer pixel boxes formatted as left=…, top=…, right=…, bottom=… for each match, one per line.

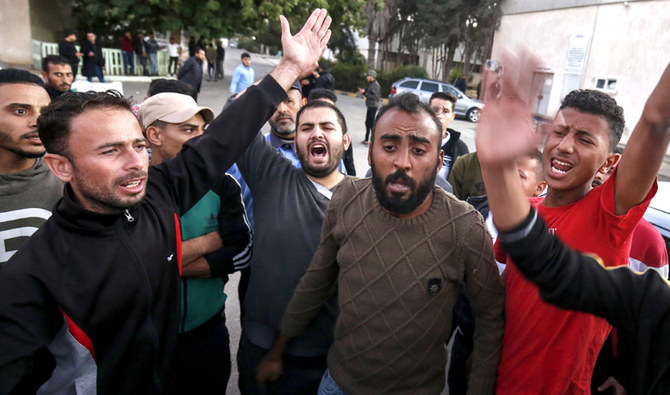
left=467, top=108, right=481, bottom=123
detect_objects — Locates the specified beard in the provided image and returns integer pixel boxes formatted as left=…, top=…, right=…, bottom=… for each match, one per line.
left=269, top=114, right=296, bottom=137
left=295, top=139, right=344, bottom=178
left=71, top=169, right=147, bottom=213
left=370, top=156, right=437, bottom=215
left=0, top=131, right=46, bottom=158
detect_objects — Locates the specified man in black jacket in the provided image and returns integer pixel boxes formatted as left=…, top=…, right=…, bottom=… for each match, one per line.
left=58, top=32, right=81, bottom=79
left=0, top=9, right=332, bottom=394
left=178, top=48, right=205, bottom=101
left=429, top=92, right=469, bottom=182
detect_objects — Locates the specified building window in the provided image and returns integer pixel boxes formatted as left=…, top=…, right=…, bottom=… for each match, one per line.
left=595, top=77, right=617, bottom=94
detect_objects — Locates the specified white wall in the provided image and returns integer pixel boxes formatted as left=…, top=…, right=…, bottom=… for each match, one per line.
left=0, top=0, right=33, bottom=65
left=492, top=0, right=670, bottom=144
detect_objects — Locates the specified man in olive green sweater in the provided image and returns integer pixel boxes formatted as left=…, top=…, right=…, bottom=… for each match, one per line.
left=257, top=93, right=505, bottom=394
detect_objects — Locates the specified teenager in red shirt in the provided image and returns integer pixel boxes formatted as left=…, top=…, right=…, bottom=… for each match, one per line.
left=478, top=51, right=669, bottom=394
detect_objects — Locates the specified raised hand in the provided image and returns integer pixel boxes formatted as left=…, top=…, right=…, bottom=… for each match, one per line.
left=475, top=48, right=545, bottom=167
left=271, top=9, right=332, bottom=90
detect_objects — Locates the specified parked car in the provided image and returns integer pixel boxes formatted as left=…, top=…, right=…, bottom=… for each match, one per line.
left=644, top=180, right=670, bottom=271
left=388, top=77, right=484, bottom=122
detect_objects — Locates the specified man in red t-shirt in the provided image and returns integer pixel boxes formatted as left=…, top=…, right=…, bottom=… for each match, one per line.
left=476, top=51, right=669, bottom=394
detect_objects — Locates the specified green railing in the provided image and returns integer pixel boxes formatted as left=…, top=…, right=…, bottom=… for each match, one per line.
left=31, top=40, right=171, bottom=76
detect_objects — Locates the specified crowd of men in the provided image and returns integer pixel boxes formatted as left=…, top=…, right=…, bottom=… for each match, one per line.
left=1, top=8, right=670, bottom=395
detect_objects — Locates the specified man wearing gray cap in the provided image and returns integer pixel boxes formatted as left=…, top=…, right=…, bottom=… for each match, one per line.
left=357, top=70, right=381, bottom=145
left=141, top=93, right=253, bottom=394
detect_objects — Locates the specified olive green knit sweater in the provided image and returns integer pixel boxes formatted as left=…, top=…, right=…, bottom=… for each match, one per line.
left=281, top=178, right=504, bottom=395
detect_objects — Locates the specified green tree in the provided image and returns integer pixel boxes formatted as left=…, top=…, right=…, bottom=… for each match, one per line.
left=72, top=0, right=367, bottom=53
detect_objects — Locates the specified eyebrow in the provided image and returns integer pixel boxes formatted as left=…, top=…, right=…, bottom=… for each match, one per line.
left=8, top=103, right=34, bottom=108
left=95, top=137, right=146, bottom=151
left=299, top=121, right=337, bottom=128
left=379, top=133, right=432, bottom=145
left=179, top=123, right=199, bottom=129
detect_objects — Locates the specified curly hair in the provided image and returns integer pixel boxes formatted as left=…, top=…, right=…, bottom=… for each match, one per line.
left=560, top=89, right=624, bottom=152
left=38, top=90, right=133, bottom=158
left=374, top=93, right=442, bottom=152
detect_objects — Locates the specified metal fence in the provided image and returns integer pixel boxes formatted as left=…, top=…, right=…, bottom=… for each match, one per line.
left=31, top=40, right=171, bottom=76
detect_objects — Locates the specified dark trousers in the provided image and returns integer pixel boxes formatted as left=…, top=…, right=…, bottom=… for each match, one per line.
left=122, top=51, right=135, bottom=74
left=216, top=60, right=224, bottom=79
left=170, top=313, right=231, bottom=395
left=364, top=106, right=378, bottom=142
left=70, top=61, right=79, bottom=79
left=447, top=283, right=475, bottom=395
left=237, top=333, right=327, bottom=395
left=86, top=65, right=105, bottom=83
left=208, top=63, right=216, bottom=80
left=168, top=57, right=178, bottom=75
left=138, top=55, right=149, bottom=76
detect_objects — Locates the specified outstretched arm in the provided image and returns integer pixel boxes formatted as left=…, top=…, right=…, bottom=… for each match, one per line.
left=269, top=9, right=332, bottom=91
left=614, top=61, right=670, bottom=215
left=476, top=49, right=543, bottom=231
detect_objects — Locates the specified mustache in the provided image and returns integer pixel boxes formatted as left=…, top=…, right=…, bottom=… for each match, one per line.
left=117, top=172, right=147, bottom=184
left=385, top=170, right=416, bottom=189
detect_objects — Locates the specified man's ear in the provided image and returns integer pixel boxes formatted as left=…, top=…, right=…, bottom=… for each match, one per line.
left=533, top=181, right=547, bottom=197
left=43, top=153, right=74, bottom=183
left=300, top=97, right=307, bottom=106
left=145, top=126, right=162, bottom=147
left=40, top=71, right=48, bottom=81
left=600, top=153, right=621, bottom=174
left=435, top=149, right=444, bottom=175
left=342, top=132, right=351, bottom=151
left=367, top=141, right=372, bottom=167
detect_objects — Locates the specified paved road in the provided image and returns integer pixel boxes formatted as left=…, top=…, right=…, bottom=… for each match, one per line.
left=116, top=48, right=666, bottom=394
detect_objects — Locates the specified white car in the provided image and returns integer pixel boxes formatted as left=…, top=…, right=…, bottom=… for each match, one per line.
left=388, top=77, right=484, bottom=123
left=643, top=180, right=670, bottom=270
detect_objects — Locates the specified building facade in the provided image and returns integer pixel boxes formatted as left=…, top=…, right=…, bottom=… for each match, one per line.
left=491, top=0, right=670, bottom=144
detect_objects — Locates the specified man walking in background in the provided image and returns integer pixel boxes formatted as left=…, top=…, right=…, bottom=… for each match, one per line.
left=178, top=48, right=205, bottom=101
left=230, top=52, right=254, bottom=95
left=358, top=70, right=380, bottom=145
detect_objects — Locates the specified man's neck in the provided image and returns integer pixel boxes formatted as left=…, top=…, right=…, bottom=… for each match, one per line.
left=542, top=184, right=591, bottom=208
left=0, top=153, right=38, bottom=174
left=306, top=170, right=344, bottom=190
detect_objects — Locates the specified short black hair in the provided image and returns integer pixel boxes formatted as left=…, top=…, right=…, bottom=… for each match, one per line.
left=374, top=93, right=442, bottom=151
left=0, top=68, right=45, bottom=88
left=147, top=78, right=194, bottom=98
left=241, top=52, right=250, bottom=59
left=429, top=91, right=457, bottom=110
left=38, top=90, right=133, bottom=158
left=308, top=89, right=337, bottom=103
left=560, top=89, right=624, bottom=152
left=295, top=100, right=348, bottom=135
left=42, top=55, right=72, bottom=73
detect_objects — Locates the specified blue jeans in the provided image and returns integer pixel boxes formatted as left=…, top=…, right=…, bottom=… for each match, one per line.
left=122, top=51, right=134, bottom=74
left=87, top=65, right=105, bottom=83
left=150, top=53, right=158, bottom=75
left=318, top=370, right=350, bottom=395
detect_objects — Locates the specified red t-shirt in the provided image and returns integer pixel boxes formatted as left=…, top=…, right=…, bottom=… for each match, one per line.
left=495, top=174, right=657, bottom=394
left=629, top=218, right=669, bottom=277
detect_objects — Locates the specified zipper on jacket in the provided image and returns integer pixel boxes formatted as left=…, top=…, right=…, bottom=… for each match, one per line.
left=124, top=209, right=135, bottom=222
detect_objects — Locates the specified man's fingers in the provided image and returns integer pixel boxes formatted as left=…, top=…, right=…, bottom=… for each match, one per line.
left=320, top=28, right=332, bottom=51
left=317, top=14, right=332, bottom=39
left=311, top=9, right=328, bottom=34
left=300, top=8, right=321, bottom=36
left=279, top=15, right=290, bottom=40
